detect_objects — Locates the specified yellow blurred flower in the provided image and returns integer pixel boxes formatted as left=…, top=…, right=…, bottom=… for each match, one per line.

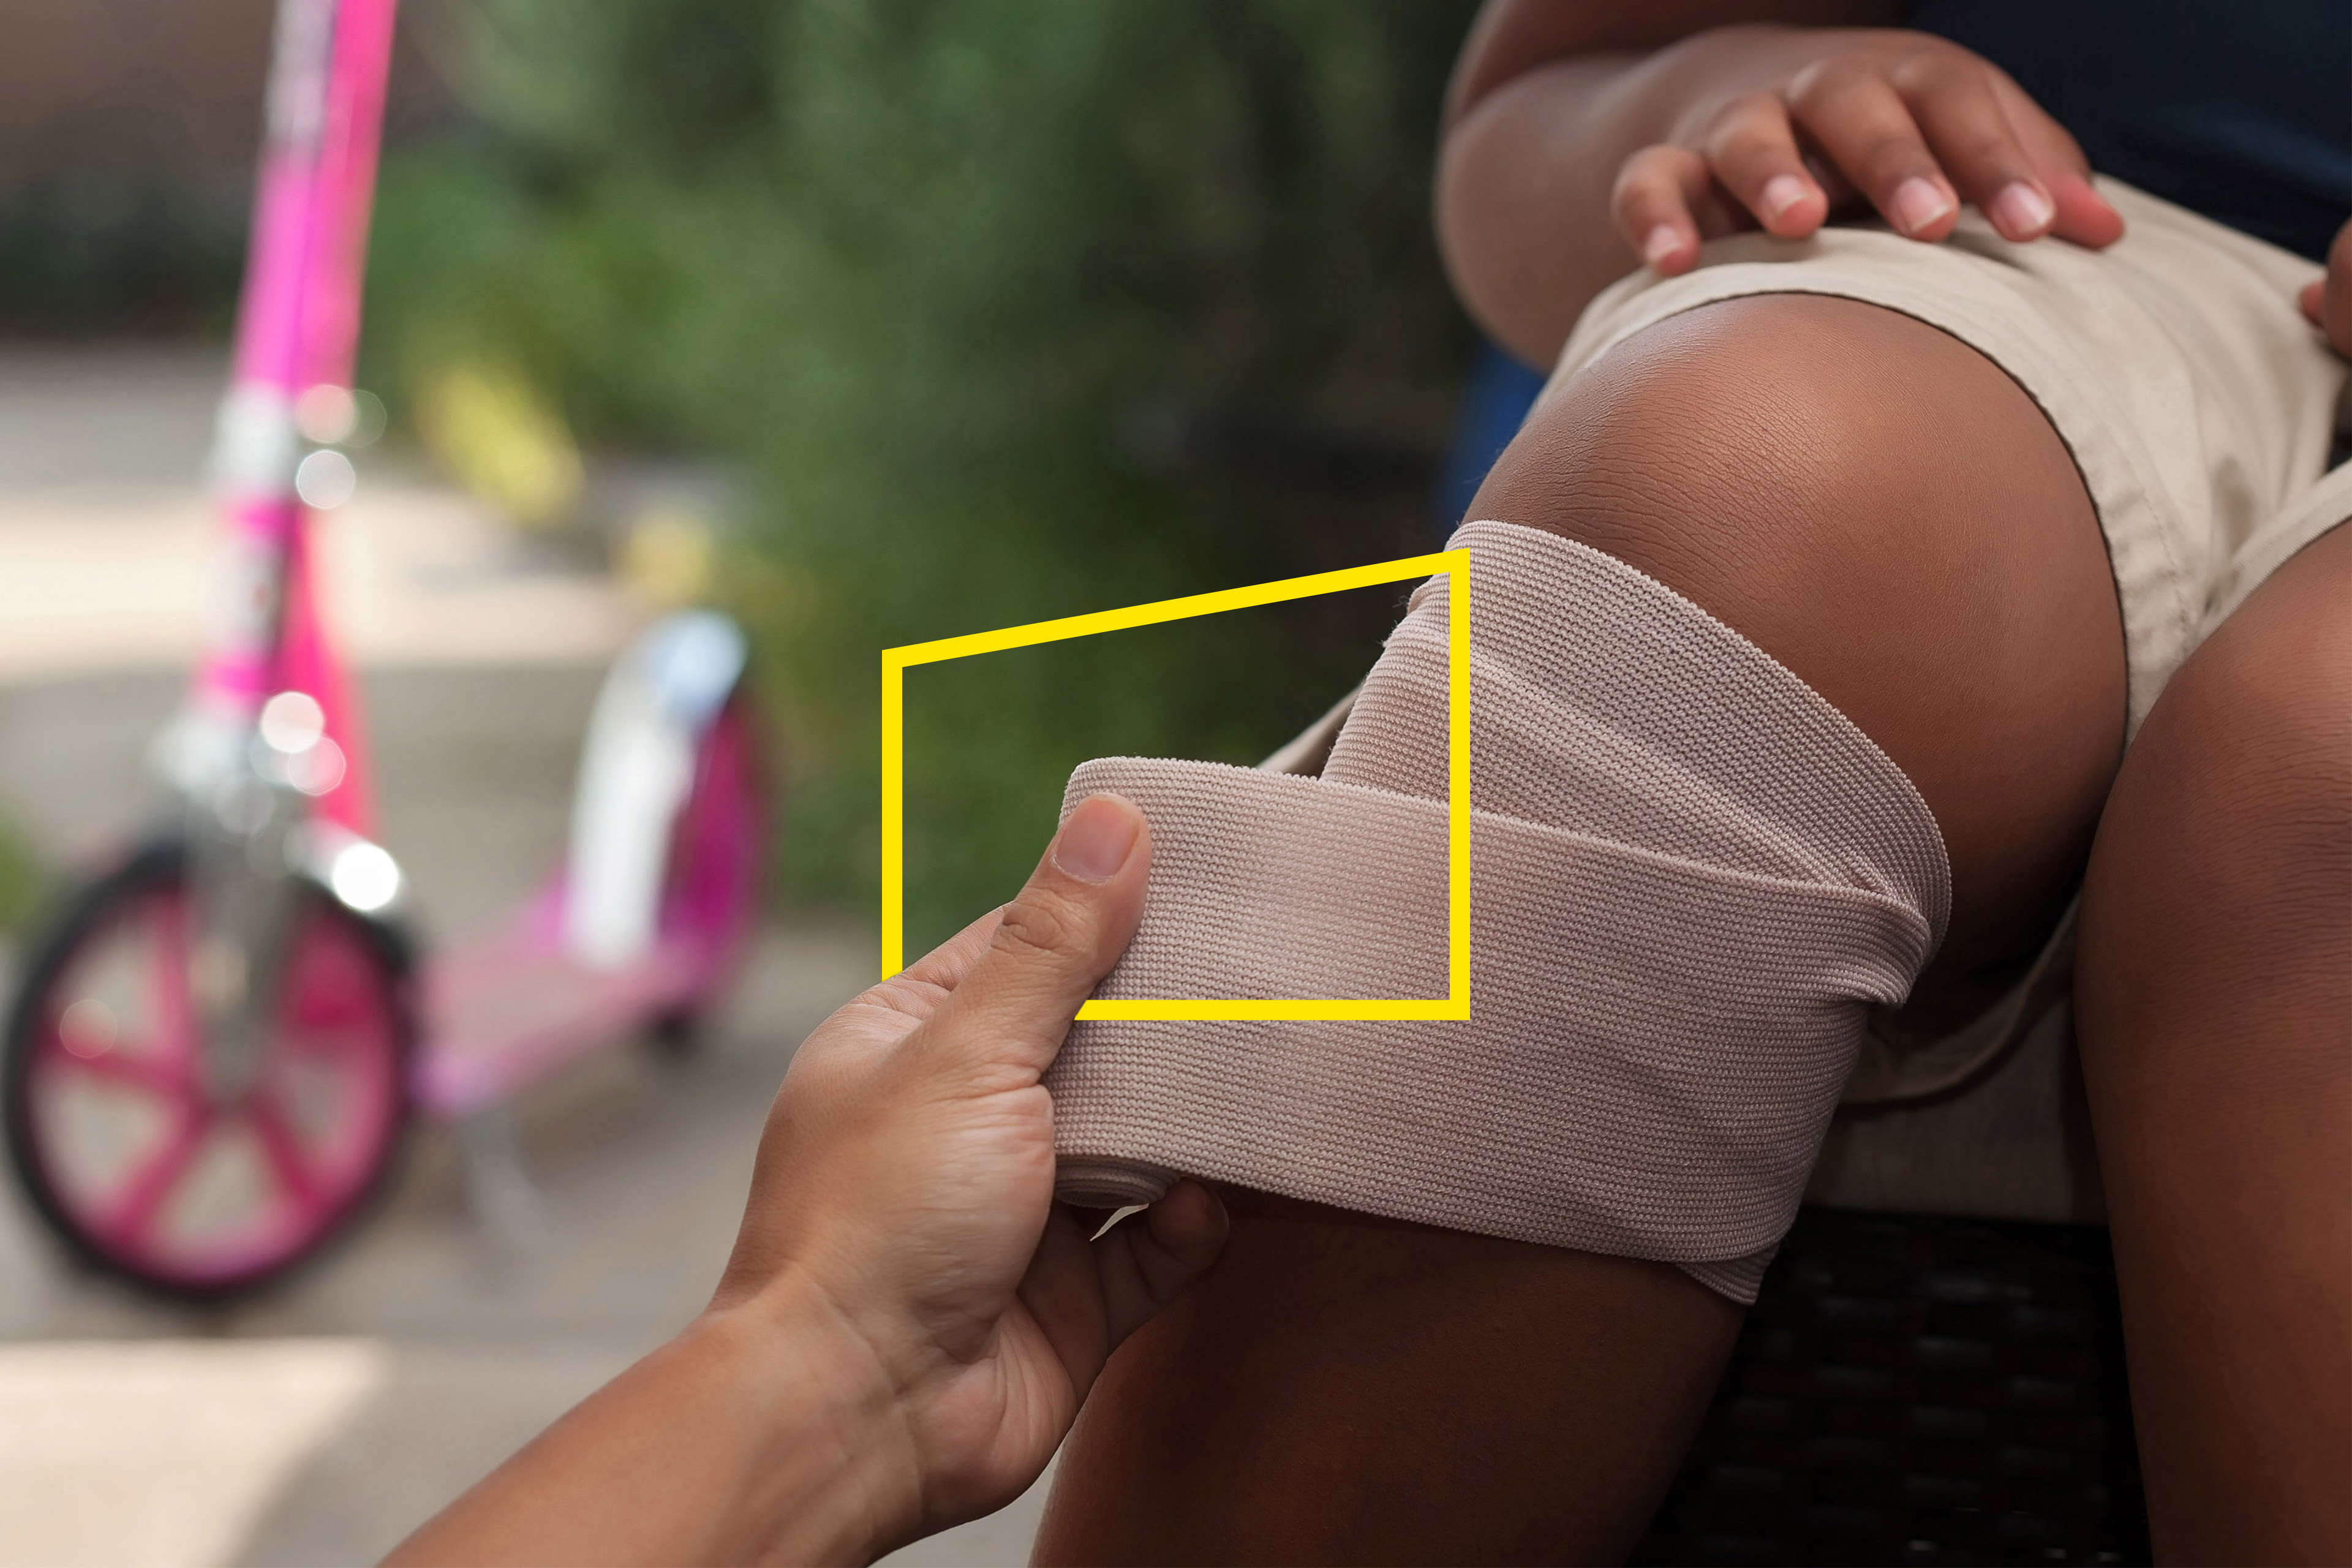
left=413, top=361, right=584, bottom=528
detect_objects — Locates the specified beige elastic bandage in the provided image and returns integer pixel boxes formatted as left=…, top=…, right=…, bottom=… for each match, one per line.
left=1046, top=521, right=1950, bottom=1302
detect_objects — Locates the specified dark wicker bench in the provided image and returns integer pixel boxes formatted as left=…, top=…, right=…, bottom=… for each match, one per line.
left=1631, top=1208, right=2149, bottom=1567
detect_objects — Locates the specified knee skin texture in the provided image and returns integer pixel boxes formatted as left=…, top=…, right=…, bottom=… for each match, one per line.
left=1039, top=295, right=2122, bottom=1562
left=1474, top=295, right=2124, bottom=1000
left=2075, top=523, right=2351, bottom=1565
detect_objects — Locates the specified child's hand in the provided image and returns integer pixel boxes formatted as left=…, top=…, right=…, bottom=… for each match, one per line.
left=1616, top=30, right=2125, bottom=276
left=2300, top=219, right=2350, bottom=358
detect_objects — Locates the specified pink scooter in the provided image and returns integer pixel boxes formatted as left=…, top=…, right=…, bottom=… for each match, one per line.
left=1, top=0, right=766, bottom=1297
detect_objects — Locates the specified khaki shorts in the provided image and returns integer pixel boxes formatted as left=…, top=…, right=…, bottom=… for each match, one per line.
left=1547, top=176, right=2350, bottom=737
left=1527, top=178, right=2348, bottom=1212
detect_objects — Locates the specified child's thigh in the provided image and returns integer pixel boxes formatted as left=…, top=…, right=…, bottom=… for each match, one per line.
left=2073, top=521, right=2351, bottom=1562
left=1472, top=293, right=2125, bottom=984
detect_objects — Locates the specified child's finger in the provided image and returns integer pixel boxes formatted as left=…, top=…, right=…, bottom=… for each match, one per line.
left=2045, top=170, right=2127, bottom=249
left=1786, top=58, right=1960, bottom=241
left=1988, top=75, right=2124, bottom=249
left=1893, top=56, right=2056, bottom=241
left=1699, top=92, right=1829, bottom=239
left=2312, top=222, right=2351, bottom=357
left=1611, top=143, right=1713, bottom=274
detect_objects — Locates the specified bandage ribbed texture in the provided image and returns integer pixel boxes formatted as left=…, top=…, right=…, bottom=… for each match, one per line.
left=1047, top=521, right=1950, bottom=1302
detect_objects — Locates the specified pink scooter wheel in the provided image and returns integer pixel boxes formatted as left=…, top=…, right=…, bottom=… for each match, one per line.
left=4, top=840, right=412, bottom=1298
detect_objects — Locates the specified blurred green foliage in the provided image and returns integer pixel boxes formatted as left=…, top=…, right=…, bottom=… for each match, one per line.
left=367, top=0, right=1474, bottom=946
left=0, top=807, right=47, bottom=937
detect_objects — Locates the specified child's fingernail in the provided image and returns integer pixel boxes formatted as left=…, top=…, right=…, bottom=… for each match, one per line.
left=1054, top=795, right=1140, bottom=884
left=1891, top=177, right=1954, bottom=235
left=1992, top=181, right=2053, bottom=236
left=1760, top=174, right=1810, bottom=222
left=1642, top=225, right=1681, bottom=266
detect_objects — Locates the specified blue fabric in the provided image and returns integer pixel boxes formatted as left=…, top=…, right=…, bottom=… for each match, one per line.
left=1433, top=341, right=1547, bottom=540
left=1909, top=0, right=2350, bottom=261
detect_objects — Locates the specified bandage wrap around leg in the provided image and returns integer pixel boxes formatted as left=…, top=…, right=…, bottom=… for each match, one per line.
left=1047, top=521, right=1950, bottom=1302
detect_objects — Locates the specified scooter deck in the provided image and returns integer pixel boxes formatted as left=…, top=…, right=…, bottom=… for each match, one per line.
left=413, top=892, right=701, bottom=1120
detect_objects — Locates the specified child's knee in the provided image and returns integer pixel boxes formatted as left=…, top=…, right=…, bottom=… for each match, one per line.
left=1471, top=292, right=2125, bottom=973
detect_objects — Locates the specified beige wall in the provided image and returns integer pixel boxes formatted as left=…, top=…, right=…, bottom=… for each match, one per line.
left=1, top=0, right=275, bottom=173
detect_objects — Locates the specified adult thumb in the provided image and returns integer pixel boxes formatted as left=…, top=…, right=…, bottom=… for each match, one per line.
left=913, top=793, right=1152, bottom=1079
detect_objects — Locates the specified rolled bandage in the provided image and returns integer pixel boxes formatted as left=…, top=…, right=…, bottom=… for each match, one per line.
left=1047, top=521, right=1950, bottom=1302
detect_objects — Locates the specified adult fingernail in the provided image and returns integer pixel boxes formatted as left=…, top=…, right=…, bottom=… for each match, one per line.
left=1054, top=794, right=1140, bottom=884
left=1760, top=174, right=1809, bottom=223
left=1642, top=225, right=1681, bottom=267
left=1991, top=181, right=2053, bottom=236
left=1891, top=177, right=1953, bottom=235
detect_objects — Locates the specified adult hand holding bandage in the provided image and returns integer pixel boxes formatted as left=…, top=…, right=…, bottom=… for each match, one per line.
left=1049, top=521, right=1951, bottom=1302
left=390, top=796, right=1228, bottom=1567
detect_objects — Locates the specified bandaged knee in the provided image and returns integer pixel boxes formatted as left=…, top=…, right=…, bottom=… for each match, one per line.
left=1046, top=521, right=1949, bottom=1302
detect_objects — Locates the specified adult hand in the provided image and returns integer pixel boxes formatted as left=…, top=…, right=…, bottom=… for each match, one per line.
left=388, top=794, right=1226, bottom=1568
left=712, top=791, right=1226, bottom=1551
left=2300, top=218, right=2351, bottom=358
left=1616, top=29, right=2126, bottom=276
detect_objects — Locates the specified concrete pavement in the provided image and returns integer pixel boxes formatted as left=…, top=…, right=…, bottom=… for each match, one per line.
left=0, top=344, right=1052, bottom=1566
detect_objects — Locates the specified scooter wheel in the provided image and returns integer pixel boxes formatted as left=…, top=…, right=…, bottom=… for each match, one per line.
left=3, top=839, right=413, bottom=1299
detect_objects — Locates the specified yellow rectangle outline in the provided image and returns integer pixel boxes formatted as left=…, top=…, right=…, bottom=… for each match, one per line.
left=882, top=547, right=1469, bottom=1022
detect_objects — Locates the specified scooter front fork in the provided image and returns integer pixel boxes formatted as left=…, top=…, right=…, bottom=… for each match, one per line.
left=184, top=761, right=306, bottom=1105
